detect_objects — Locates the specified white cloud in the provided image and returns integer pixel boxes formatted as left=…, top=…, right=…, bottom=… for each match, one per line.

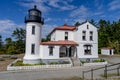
left=48, top=0, right=75, bottom=10
left=94, top=0, right=103, bottom=10
left=0, top=19, right=24, bottom=40
left=42, top=24, right=57, bottom=38
left=70, top=5, right=88, bottom=17
left=19, top=0, right=51, bottom=12
left=94, top=12, right=103, bottom=16
left=45, top=18, right=52, bottom=22
left=19, top=0, right=76, bottom=12
left=108, top=0, right=120, bottom=10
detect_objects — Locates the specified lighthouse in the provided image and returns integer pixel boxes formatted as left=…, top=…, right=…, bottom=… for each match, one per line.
left=23, top=5, right=44, bottom=64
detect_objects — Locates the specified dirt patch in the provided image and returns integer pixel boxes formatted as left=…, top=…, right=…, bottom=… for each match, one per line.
left=0, top=54, right=24, bottom=71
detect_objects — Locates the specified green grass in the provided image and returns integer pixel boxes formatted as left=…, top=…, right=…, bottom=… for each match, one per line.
left=11, top=61, right=46, bottom=66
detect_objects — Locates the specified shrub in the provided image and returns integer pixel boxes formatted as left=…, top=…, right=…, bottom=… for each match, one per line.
left=14, top=61, right=24, bottom=66
left=60, top=61, right=70, bottom=64
left=81, top=61, right=86, bottom=64
left=11, top=61, right=46, bottom=66
left=49, top=62, right=58, bottom=65
left=93, top=59, right=105, bottom=62
left=35, top=63, right=46, bottom=65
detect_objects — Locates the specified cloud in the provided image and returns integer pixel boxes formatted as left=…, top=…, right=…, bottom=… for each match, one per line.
left=19, top=0, right=51, bottom=12
left=42, top=24, right=57, bottom=38
left=48, top=0, right=75, bottom=10
left=94, top=12, right=103, bottom=16
left=19, top=0, right=76, bottom=12
left=94, top=0, right=103, bottom=10
left=70, top=5, right=89, bottom=18
left=108, top=0, right=120, bottom=10
left=0, top=19, right=24, bottom=40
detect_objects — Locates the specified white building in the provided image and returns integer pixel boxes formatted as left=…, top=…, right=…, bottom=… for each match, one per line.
left=101, top=48, right=114, bottom=55
left=23, top=6, right=98, bottom=64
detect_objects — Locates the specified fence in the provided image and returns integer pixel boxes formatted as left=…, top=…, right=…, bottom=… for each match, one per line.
left=7, top=59, right=72, bottom=70
left=82, top=63, right=120, bottom=80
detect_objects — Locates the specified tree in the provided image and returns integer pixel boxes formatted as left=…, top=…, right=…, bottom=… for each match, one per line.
left=90, top=19, right=96, bottom=25
left=74, top=21, right=81, bottom=26
left=6, top=46, right=16, bottom=54
left=12, top=28, right=26, bottom=41
left=12, top=28, right=26, bottom=53
left=0, top=35, right=3, bottom=47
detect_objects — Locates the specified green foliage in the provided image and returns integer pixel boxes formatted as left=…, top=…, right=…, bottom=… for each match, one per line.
left=92, top=59, right=105, bottom=62
left=98, top=19, right=120, bottom=54
left=6, top=46, right=17, bottom=54
left=49, top=62, right=58, bottom=65
left=11, top=61, right=46, bottom=66
left=81, top=61, right=86, bottom=64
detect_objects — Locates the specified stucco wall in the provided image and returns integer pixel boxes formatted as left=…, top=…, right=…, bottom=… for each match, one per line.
left=74, top=22, right=98, bottom=43
left=24, top=22, right=42, bottom=60
left=51, top=30, right=74, bottom=41
left=77, top=43, right=98, bottom=58
left=76, top=22, right=98, bottom=58
left=40, top=45, right=60, bottom=59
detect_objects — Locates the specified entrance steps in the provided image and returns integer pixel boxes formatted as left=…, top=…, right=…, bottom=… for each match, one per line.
left=70, top=57, right=81, bottom=66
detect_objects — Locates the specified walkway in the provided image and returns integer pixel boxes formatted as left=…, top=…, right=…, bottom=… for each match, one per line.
left=0, top=55, right=119, bottom=80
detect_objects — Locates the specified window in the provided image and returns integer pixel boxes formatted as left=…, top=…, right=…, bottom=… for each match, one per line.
left=32, top=26, right=35, bottom=34
left=49, top=46, right=54, bottom=56
left=82, top=31, right=86, bottom=40
left=31, top=44, right=35, bottom=54
left=87, top=25, right=89, bottom=29
left=90, top=31, right=93, bottom=41
left=65, top=32, right=68, bottom=40
left=84, top=45, right=92, bottom=55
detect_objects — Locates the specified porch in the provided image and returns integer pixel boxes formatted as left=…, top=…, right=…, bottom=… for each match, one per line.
left=59, top=46, right=77, bottom=58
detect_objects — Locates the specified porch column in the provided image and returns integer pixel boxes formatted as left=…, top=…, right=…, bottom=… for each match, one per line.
left=66, top=46, right=70, bottom=57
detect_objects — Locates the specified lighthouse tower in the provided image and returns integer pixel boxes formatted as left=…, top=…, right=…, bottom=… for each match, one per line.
left=23, top=5, right=44, bottom=64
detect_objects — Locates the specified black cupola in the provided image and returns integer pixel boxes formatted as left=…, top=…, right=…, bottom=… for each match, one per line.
left=25, top=5, right=44, bottom=24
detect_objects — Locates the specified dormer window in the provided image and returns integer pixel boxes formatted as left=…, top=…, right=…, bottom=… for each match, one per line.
left=65, top=32, right=68, bottom=40
left=82, top=31, right=86, bottom=40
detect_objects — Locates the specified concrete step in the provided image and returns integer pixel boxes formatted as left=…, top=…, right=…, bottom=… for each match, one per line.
left=70, top=57, right=80, bottom=67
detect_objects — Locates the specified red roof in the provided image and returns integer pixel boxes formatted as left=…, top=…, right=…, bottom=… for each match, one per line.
left=40, top=40, right=78, bottom=46
left=49, top=24, right=75, bottom=35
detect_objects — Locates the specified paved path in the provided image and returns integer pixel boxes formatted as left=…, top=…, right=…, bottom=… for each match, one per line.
left=0, top=55, right=119, bottom=80
left=0, top=66, right=102, bottom=80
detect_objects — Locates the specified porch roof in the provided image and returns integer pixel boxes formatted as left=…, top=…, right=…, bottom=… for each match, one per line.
left=40, top=40, right=78, bottom=46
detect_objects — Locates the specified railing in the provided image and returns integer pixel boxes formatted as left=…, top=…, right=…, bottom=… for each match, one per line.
left=25, top=15, right=44, bottom=24
left=82, top=63, right=120, bottom=80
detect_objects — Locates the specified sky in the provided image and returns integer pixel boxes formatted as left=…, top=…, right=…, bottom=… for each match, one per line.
left=0, top=0, right=120, bottom=41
